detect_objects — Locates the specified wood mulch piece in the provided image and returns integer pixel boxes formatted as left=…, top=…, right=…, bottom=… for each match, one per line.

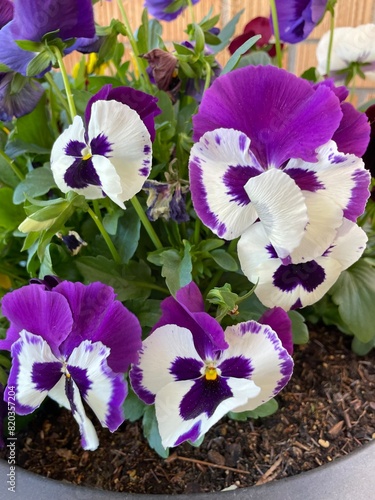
left=1, top=327, right=375, bottom=494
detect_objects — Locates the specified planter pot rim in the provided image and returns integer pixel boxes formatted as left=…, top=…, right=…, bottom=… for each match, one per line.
left=1, top=440, right=374, bottom=499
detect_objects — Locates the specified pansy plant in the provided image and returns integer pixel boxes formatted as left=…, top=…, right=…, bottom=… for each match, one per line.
left=0, top=281, right=142, bottom=450
left=130, top=282, right=294, bottom=448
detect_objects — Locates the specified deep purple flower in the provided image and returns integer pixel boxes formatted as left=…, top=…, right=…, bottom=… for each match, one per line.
left=130, top=282, right=293, bottom=447
left=228, top=17, right=280, bottom=58
left=0, top=0, right=95, bottom=75
left=189, top=65, right=370, bottom=260
left=274, top=0, right=328, bottom=43
left=51, top=85, right=158, bottom=208
left=145, top=0, right=200, bottom=22
left=0, top=281, right=142, bottom=450
left=0, top=72, right=44, bottom=121
left=0, top=383, right=6, bottom=448
left=0, top=0, right=13, bottom=29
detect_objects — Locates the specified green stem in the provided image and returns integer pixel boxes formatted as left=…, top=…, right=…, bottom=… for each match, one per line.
left=44, top=72, right=71, bottom=119
left=130, top=196, right=163, bottom=250
left=187, top=0, right=196, bottom=24
left=87, top=206, right=122, bottom=265
left=52, top=46, right=77, bottom=121
left=132, top=281, right=169, bottom=294
left=269, top=0, right=283, bottom=68
left=203, top=269, right=224, bottom=299
left=0, top=150, right=24, bottom=181
left=116, top=0, right=153, bottom=92
left=326, top=9, right=335, bottom=76
left=193, top=217, right=201, bottom=246
left=203, top=61, right=212, bottom=93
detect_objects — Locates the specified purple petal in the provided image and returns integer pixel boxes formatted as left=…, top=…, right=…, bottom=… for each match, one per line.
left=152, top=282, right=228, bottom=358
left=0, top=73, right=44, bottom=121
left=64, top=155, right=101, bottom=189
left=170, top=357, right=203, bottom=381
left=0, top=284, right=73, bottom=353
left=0, top=0, right=13, bottom=29
left=0, top=23, right=35, bottom=75
left=54, top=281, right=141, bottom=373
left=145, top=0, right=200, bottom=21
left=275, top=0, right=328, bottom=43
left=85, top=84, right=161, bottom=141
left=259, top=308, right=293, bottom=354
left=193, top=65, right=342, bottom=169
left=332, top=102, right=371, bottom=157
left=10, top=0, right=95, bottom=42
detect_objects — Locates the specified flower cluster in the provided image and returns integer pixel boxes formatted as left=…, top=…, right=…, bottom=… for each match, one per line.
left=0, top=0, right=374, bottom=455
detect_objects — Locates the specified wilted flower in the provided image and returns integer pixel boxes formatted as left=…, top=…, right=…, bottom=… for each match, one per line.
left=50, top=85, right=159, bottom=208
left=0, top=0, right=96, bottom=75
left=142, top=48, right=180, bottom=93
left=316, top=24, right=375, bottom=80
left=57, top=230, right=87, bottom=256
left=275, top=0, right=328, bottom=43
left=130, top=282, right=293, bottom=447
left=0, top=281, right=142, bottom=450
left=143, top=178, right=189, bottom=223
left=189, top=65, right=370, bottom=259
left=228, top=17, right=278, bottom=57
left=0, top=72, right=44, bottom=121
left=145, top=0, right=200, bottom=22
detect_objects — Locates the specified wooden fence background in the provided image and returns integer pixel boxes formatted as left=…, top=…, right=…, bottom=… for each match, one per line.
left=69, top=0, right=375, bottom=106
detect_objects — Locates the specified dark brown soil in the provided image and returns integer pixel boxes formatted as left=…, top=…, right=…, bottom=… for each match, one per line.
left=2, top=327, right=375, bottom=494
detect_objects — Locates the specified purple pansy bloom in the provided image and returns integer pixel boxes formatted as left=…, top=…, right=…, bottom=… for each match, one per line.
left=51, top=86, right=158, bottom=209
left=189, top=65, right=370, bottom=260
left=130, top=282, right=293, bottom=448
left=0, top=281, right=142, bottom=450
left=0, top=0, right=95, bottom=75
left=238, top=219, right=368, bottom=311
left=274, top=0, right=328, bottom=43
left=0, top=72, right=44, bottom=121
left=145, top=0, right=200, bottom=22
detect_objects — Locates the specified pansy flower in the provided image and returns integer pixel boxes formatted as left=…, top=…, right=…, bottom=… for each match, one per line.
left=274, top=0, right=328, bottom=43
left=0, top=0, right=96, bottom=76
left=238, top=218, right=368, bottom=311
left=130, top=282, right=293, bottom=448
left=145, top=0, right=200, bottom=22
left=316, top=24, right=375, bottom=81
left=0, top=72, right=44, bottom=121
left=51, top=85, right=159, bottom=209
left=228, top=17, right=279, bottom=58
left=189, top=65, right=370, bottom=259
left=0, top=281, right=142, bottom=450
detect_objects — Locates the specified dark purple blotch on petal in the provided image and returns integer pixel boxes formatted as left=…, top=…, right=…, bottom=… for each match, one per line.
left=170, top=357, right=203, bottom=381
left=29, top=275, right=62, bottom=290
left=129, top=364, right=155, bottom=405
left=219, top=356, right=253, bottom=379
left=90, top=133, right=113, bottom=157
left=223, top=165, right=261, bottom=205
left=179, top=377, right=232, bottom=420
left=32, top=361, right=62, bottom=391
left=273, top=261, right=325, bottom=292
left=64, top=156, right=101, bottom=189
left=68, top=365, right=91, bottom=399
left=283, top=167, right=324, bottom=192
left=174, top=422, right=202, bottom=446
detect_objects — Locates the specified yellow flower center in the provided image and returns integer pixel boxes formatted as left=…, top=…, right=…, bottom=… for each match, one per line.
left=205, top=365, right=218, bottom=381
left=82, top=152, right=92, bottom=161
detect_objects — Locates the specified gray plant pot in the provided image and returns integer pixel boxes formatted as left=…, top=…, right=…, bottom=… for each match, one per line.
left=1, top=439, right=374, bottom=500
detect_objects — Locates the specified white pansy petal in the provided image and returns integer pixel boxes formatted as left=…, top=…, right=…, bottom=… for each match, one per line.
left=88, top=100, right=152, bottom=202
left=324, top=219, right=368, bottom=270
left=155, top=377, right=259, bottom=448
left=286, top=140, right=370, bottom=222
left=290, top=192, right=343, bottom=263
left=224, top=321, right=293, bottom=412
left=8, top=330, right=64, bottom=414
left=67, top=340, right=127, bottom=432
left=51, top=115, right=85, bottom=166
left=91, top=155, right=123, bottom=208
left=65, top=377, right=99, bottom=451
left=244, top=168, right=308, bottom=258
left=189, top=128, right=262, bottom=239
left=50, top=153, right=105, bottom=199
left=130, top=325, right=203, bottom=405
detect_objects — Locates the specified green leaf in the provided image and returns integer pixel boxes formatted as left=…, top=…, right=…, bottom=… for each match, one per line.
left=288, top=310, right=309, bottom=345
left=13, top=166, right=56, bottom=205
left=197, top=239, right=224, bottom=252
left=222, top=35, right=261, bottom=75
left=113, top=208, right=141, bottom=264
left=124, top=388, right=146, bottom=422
left=208, top=10, right=244, bottom=54
left=351, top=336, right=375, bottom=356
left=330, top=259, right=375, bottom=343
left=228, top=398, right=279, bottom=421
left=210, top=249, right=238, bottom=271
left=26, top=50, right=54, bottom=77
left=142, top=405, right=169, bottom=458
left=0, top=187, right=25, bottom=230
left=236, top=51, right=272, bottom=68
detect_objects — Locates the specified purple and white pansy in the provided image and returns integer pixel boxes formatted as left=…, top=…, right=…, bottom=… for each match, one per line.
left=130, top=282, right=294, bottom=448
left=0, top=280, right=142, bottom=450
left=238, top=219, right=368, bottom=311
left=189, top=65, right=370, bottom=260
left=51, top=86, right=160, bottom=209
